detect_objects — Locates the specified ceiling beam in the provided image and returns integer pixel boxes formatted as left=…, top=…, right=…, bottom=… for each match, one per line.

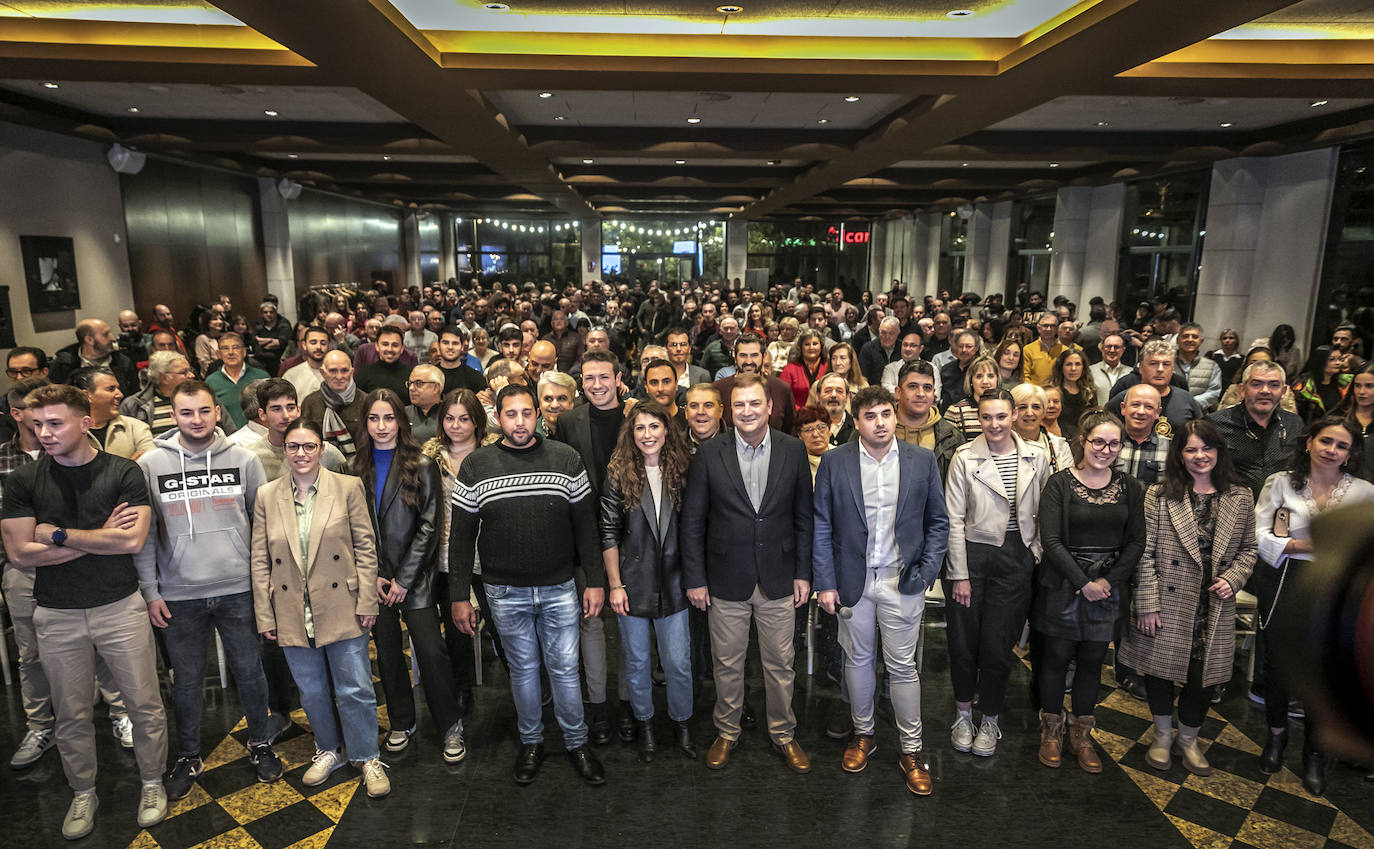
left=206, top=0, right=591, bottom=214
left=741, top=0, right=1300, bottom=217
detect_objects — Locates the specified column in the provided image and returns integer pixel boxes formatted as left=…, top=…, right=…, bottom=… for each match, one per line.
left=398, top=212, right=421, bottom=291
left=984, top=201, right=1014, bottom=298
left=438, top=212, right=456, bottom=285
left=963, top=204, right=993, bottom=295
left=726, top=218, right=748, bottom=286
left=1081, top=183, right=1125, bottom=309
left=1048, top=186, right=1092, bottom=307
left=257, top=177, right=297, bottom=323
left=867, top=217, right=889, bottom=294
left=918, top=212, right=942, bottom=295
left=580, top=217, right=601, bottom=285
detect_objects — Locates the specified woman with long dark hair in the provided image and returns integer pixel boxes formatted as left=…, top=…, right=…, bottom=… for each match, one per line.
left=992, top=337, right=1023, bottom=391
left=1050, top=349, right=1097, bottom=440
left=1338, top=362, right=1374, bottom=482
left=600, top=400, right=697, bottom=762
left=1291, top=346, right=1351, bottom=422
left=1032, top=411, right=1144, bottom=772
left=353, top=388, right=466, bottom=763
left=1254, top=323, right=1302, bottom=383
left=1253, top=416, right=1373, bottom=794
left=1118, top=420, right=1256, bottom=778
left=827, top=342, right=867, bottom=394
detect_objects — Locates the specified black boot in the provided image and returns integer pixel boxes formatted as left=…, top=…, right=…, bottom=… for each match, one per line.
left=514, top=743, right=545, bottom=785
left=567, top=745, right=605, bottom=786
left=674, top=721, right=697, bottom=759
left=1260, top=728, right=1288, bottom=774
left=588, top=702, right=612, bottom=746
left=636, top=720, right=657, bottom=763
left=1302, top=742, right=1330, bottom=797
left=618, top=700, right=638, bottom=743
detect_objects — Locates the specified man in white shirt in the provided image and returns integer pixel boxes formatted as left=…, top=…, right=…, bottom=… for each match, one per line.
left=282, top=327, right=329, bottom=400
left=881, top=332, right=942, bottom=400
left=1089, top=333, right=1132, bottom=404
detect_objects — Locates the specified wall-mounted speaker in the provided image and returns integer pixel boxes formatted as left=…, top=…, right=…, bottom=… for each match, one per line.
left=107, top=143, right=146, bottom=175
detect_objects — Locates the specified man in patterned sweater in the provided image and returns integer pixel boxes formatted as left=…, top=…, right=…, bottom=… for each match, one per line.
left=448, top=383, right=607, bottom=787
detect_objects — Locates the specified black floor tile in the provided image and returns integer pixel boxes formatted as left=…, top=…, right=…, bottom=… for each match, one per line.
left=1162, top=786, right=1251, bottom=836
left=1249, top=786, right=1338, bottom=836
left=146, top=800, right=242, bottom=848
left=242, top=800, right=337, bottom=849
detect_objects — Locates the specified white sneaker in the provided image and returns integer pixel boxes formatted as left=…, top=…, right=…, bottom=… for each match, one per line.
left=136, top=780, right=168, bottom=828
left=62, top=790, right=99, bottom=840
left=361, top=758, right=390, bottom=799
left=302, top=749, right=346, bottom=787
left=112, top=716, right=134, bottom=750
left=384, top=726, right=415, bottom=753
left=950, top=714, right=975, bottom=753
left=971, top=717, right=1002, bottom=757
left=442, top=722, right=467, bottom=764
left=11, top=728, right=55, bottom=769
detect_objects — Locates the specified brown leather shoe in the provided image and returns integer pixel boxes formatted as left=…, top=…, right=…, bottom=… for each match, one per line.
left=1038, top=710, right=1065, bottom=768
left=705, top=736, right=737, bottom=770
left=842, top=735, right=878, bottom=773
left=772, top=739, right=811, bottom=774
left=1069, top=715, right=1103, bottom=774
left=898, top=752, right=933, bottom=796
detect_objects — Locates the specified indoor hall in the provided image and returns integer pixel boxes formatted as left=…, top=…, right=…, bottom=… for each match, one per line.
left=1, top=2, right=1373, bottom=849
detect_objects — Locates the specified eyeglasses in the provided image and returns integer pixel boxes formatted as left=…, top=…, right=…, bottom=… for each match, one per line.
left=284, top=442, right=321, bottom=454
left=405, top=380, right=441, bottom=389
left=1086, top=438, right=1123, bottom=452
left=799, top=424, right=830, bottom=437
left=6, top=366, right=40, bottom=378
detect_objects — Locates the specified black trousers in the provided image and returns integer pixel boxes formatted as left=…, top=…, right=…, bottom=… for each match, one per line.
left=433, top=572, right=476, bottom=692
left=1145, top=653, right=1212, bottom=728
left=944, top=535, right=1035, bottom=716
left=1254, top=560, right=1301, bottom=731
left=1038, top=636, right=1110, bottom=717
left=373, top=603, right=461, bottom=735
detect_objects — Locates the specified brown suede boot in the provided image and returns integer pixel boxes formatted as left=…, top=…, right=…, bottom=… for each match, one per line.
left=1038, top=710, right=1065, bottom=768
left=1069, top=715, right=1103, bottom=774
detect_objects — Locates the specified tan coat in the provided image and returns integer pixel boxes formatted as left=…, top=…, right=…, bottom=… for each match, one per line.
left=1118, top=483, right=1256, bottom=687
left=251, top=467, right=379, bottom=648
left=89, top=415, right=155, bottom=460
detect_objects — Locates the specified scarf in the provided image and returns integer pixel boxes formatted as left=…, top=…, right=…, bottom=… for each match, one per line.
left=320, top=379, right=358, bottom=458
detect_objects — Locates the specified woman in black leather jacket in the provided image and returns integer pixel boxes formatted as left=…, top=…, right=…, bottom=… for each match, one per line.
left=600, top=400, right=696, bottom=762
left=354, top=389, right=466, bottom=763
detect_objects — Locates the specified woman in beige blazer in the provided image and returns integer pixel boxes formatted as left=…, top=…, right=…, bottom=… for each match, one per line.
left=251, top=420, right=389, bottom=798
left=1118, top=419, right=1255, bottom=778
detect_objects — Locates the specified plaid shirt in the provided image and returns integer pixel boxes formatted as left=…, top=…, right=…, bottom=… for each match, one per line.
left=0, top=437, right=40, bottom=562
left=1115, top=429, right=1170, bottom=486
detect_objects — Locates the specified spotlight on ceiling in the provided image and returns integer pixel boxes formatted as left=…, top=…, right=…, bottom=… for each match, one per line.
left=127, top=106, right=141, bottom=113
left=538, top=92, right=553, bottom=99
left=817, top=118, right=830, bottom=124
left=1049, top=162, right=1061, bottom=168
left=947, top=9, right=974, bottom=17
left=42, top=82, right=59, bottom=89
left=1219, top=122, right=1234, bottom=128
left=287, top=153, right=299, bottom=159
left=716, top=5, right=743, bottom=13
left=675, top=159, right=686, bottom=165
left=554, top=115, right=566, bottom=121
left=483, top=2, right=510, bottom=9
left=1310, top=100, right=1328, bottom=108
left=583, top=158, right=595, bottom=164
left=1095, top=121, right=1110, bottom=127
left=383, top=155, right=393, bottom=161
left=264, top=109, right=279, bottom=117
left=766, top=160, right=781, bottom=166
left=844, top=96, right=860, bottom=102
left=687, top=117, right=701, bottom=124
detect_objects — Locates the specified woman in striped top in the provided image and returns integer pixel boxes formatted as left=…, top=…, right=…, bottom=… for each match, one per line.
left=943, top=355, right=1001, bottom=440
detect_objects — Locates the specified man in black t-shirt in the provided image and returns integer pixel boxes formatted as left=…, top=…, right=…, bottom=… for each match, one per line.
left=0, top=384, right=167, bottom=840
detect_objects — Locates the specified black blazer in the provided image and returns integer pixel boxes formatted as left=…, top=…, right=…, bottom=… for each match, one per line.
left=552, top=401, right=618, bottom=496
left=599, top=472, right=686, bottom=619
left=680, top=429, right=814, bottom=602
left=366, top=453, right=440, bottom=610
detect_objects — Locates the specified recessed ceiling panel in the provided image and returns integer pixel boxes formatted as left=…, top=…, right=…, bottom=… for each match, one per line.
left=487, top=90, right=905, bottom=129
left=390, top=0, right=1083, bottom=39
left=988, top=95, right=1374, bottom=132
left=1214, top=0, right=1374, bottom=39
left=0, top=81, right=408, bottom=122
left=0, top=1, right=244, bottom=25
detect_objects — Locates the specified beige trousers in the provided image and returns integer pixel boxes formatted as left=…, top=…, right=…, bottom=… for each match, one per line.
left=708, top=585, right=797, bottom=744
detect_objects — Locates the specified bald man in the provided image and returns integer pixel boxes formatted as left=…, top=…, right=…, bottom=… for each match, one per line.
left=117, top=310, right=151, bottom=365
left=50, top=318, right=140, bottom=395
left=527, top=339, right=558, bottom=384
left=300, top=351, right=366, bottom=459
left=406, top=364, right=445, bottom=444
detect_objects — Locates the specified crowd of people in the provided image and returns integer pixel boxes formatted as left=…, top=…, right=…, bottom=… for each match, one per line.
left=1, top=276, right=1372, bottom=840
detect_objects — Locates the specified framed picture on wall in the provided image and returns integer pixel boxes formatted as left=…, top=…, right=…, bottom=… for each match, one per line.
left=20, top=235, right=81, bottom=313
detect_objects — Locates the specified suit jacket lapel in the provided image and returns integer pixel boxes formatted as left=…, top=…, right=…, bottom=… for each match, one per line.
left=306, top=479, right=337, bottom=574
left=845, top=446, right=868, bottom=530
left=639, top=480, right=659, bottom=543
left=720, top=437, right=753, bottom=512
left=1211, top=489, right=1238, bottom=572
left=577, top=408, right=599, bottom=491
left=894, top=442, right=910, bottom=523
left=378, top=458, right=401, bottom=520
left=1167, top=496, right=1204, bottom=566
left=277, top=481, right=303, bottom=567
left=761, top=432, right=787, bottom=512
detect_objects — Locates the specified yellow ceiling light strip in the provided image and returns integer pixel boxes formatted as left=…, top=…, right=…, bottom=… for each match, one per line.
left=0, top=18, right=288, bottom=50
left=1142, top=39, right=1374, bottom=66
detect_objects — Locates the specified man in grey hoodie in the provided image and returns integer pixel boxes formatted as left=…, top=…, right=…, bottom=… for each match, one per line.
left=135, top=380, right=285, bottom=800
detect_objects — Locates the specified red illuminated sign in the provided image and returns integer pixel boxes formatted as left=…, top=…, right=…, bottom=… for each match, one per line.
left=826, top=225, right=870, bottom=245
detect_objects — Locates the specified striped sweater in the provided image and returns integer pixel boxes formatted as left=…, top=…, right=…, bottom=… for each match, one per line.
left=447, top=435, right=602, bottom=599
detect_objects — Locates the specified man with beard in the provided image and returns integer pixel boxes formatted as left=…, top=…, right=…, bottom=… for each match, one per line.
left=251, top=302, right=292, bottom=377
left=300, top=351, right=366, bottom=460
left=117, top=310, right=151, bottom=366
left=814, top=373, right=855, bottom=446
left=282, top=327, right=330, bottom=400
left=356, top=326, right=412, bottom=398
left=893, top=360, right=963, bottom=478
left=712, top=333, right=795, bottom=434
left=436, top=326, right=487, bottom=395
left=51, top=319, right=140, bottom=397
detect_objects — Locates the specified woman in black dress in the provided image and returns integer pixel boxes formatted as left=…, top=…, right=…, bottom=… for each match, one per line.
left=1032, top=410, right=1145, bottom=772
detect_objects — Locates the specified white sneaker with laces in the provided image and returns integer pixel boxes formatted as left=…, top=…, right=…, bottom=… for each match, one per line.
left=361, top=758, right=391, bottom=798
left=950, top=714, right=975, bottom=753
left=442, top=722, right=467, bottom=764
left=136, top=780, right=168, bottom=828
left=11, top=728, right=55, bottom=769
left=112, top=716, right=134, bottom=750
left=62, top=790, right=99, bottom=840
left=384, top=726, right=415, bottom=753
left=302, top=749, right=346, bottom=787
left=972, top=717, right=1002, bottom=757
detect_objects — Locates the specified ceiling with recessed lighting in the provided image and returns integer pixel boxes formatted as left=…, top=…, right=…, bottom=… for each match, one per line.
left=0, top=0, right=1371, bottom=219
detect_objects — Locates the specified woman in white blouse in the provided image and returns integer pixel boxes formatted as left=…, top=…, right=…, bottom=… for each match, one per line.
left=1253, top=416, right=1374, bottom=796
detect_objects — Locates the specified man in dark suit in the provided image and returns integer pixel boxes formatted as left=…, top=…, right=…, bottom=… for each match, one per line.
left=550, top=350, right=630, bottom=744
left=814, top=385, right=949, bottom=796
left=682, top=373, right=814, bottom=774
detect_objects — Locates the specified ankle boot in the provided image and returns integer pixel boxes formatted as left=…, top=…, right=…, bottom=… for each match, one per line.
left=1302, top=728, right=1329, bottom=797
left=1146, top=717, right=1172, bottom=771
left=1259, top=728, right=1288, bottom=774
left=636, top=719, right=657, bottom=763
left=674, top=721, right=697, bottom=759
left=1037, top=711, right=1065, bottom=768
left=1069, top=715, right=1103, bottom=774
left=1173, top=724, right=1212, bottom=776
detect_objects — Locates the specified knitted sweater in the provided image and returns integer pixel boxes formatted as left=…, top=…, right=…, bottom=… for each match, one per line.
left=448, top=435, right=601, bottom=598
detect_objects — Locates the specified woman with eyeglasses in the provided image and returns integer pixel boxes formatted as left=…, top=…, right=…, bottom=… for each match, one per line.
left=1253, top=416, right=1373, bottom=794
left=353, top=389, right=466, bottom=764
left=1011, top=383, right=1073, bottom=473
left=1118, top=420, right=1256, bottom=778
left=251, top=421, right=390, bottom=798
left=794, top=405, right=832, bottom=482
left=1031, top=411, right=1145, bottom=772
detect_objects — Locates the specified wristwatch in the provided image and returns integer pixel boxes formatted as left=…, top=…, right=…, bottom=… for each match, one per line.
left=51, top=527, right=67, bottom=547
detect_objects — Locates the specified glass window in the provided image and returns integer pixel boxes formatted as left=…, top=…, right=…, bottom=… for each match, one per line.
left=1116, top=172, right=1209, bottom=322
left=745, top=221, right=870, bottom=297
left=1010, top=196, right=1056, bottom=301
left=1315, top=140, right=1374, bottom=354
left=461, top=217, right=580, bottom=284
left=939, top=211, right=968, bottom=294
left=599, top=219, right=724, bottom=285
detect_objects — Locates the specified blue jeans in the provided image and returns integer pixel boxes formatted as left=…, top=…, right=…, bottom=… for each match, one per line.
left=161, top=591, right=273, bottom=757
left=485, top=579, right=587, bottom=748
left=282, top=634, right=379, bottom=762
left=619, top=608, right=693, bottom=722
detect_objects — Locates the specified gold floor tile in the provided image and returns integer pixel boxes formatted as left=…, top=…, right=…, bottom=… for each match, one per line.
left=1121, top=765, right=1180, bottom=811
left=1330, top=812, right=1374, bottom=849
left=127, top=831, right=161, bottom=849
left=1268, top=767, right=1337, bottom=807
left=166, top=784, right=214, bottom=820
left=1213, top=723, right=1262, bottom=755
left=274, top=733, right=321, bottom=771
left=216, top=781, right=306, bottom=826
left=187, top=827, right=264, bottom=849
left=376, top=704, right=390, bottom=728
left=283, top=827, right=334, bottom=849
left=1236, top=811, right=1326, bottom=849
left=1094, top=728, right=1137, bottom=761
left=1101, top=689, right=1153, bottom=720
left=202, top=735, right=250, bottom=772
left=1183, top=768, right=1265, bottom=809
left=231, top=717, right=247, bottom=733
left=288, top=709, right=311, bottom=730
left=309, top=779, right=360, bottom=824
left=1164, top=814, right=1234, bottom=849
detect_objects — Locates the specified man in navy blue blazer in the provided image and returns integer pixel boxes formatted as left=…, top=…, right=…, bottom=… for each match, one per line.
left=813, top=385, right=949, bottom=796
